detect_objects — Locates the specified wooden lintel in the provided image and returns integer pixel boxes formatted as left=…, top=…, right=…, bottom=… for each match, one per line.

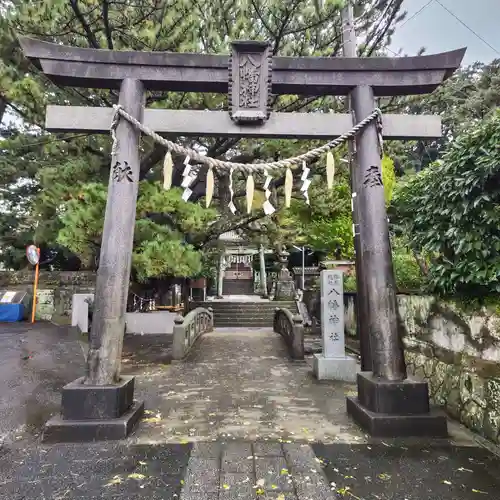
left=45, top=106, right=442, bottom=140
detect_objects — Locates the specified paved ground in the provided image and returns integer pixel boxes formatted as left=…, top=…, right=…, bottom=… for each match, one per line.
left=1, top=322, right=500, bottom=499
left=315, top=442, right=500, bottom=499
left=129, top=328, right=365, bottom=444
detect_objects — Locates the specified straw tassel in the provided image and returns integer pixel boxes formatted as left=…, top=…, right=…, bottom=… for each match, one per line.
left=326, top=151, right=335, bottom=189
left=246, top=174, right=254, bottom=214
left=206, top=166, right=214, bottom=208
left=284, top=167, right=293, bottom=208
left=163, top=151, right=173, bottom=190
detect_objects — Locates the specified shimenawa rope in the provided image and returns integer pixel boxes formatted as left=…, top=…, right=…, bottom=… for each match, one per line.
left=110, top=105, right=383, bottom=173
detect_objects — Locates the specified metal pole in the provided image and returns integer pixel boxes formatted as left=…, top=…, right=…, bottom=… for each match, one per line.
left=31, top=248, right=40, bottom=324
left=302, top=247, right=305, bottom=290
left=85, top=78, right=144, bottom=385
left=341, top=2, right=372, bottom=371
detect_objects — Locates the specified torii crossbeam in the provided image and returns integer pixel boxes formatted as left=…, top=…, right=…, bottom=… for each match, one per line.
left=18, top=36, right=465, bottom=442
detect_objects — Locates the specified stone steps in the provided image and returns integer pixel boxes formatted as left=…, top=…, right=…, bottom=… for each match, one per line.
left=190, top=301, right=298, bottom=328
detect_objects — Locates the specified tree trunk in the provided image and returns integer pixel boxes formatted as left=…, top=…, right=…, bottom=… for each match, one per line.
left=0, top=96, right=7, bottom=126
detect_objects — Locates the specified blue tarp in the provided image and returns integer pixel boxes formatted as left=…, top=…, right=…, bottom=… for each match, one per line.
left=0, top=304, right=24, bottom=322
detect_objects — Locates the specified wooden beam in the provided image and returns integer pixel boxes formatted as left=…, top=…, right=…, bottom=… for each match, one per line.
left=19, top=37, right=466, bottom=97
left=45, top=106, right=442, bottom=139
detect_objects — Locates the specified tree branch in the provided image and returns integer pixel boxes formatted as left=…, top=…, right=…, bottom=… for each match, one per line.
left=102, top=0, right=114, bottom=49
left=69, top=0, right=100, bottom=49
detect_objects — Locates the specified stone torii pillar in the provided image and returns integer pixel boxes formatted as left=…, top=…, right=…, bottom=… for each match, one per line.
left=46, top=78, right=146, bottom=442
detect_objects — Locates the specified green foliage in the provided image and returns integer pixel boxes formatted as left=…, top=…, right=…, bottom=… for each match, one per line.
left=392, top=249, right=425, bottom=291
left=392, top=110, right=500, bottom=296
left=57, top=183, right=218, bottom=279
left=287, top=162, right=354, bottom=258
left=341, top=246, right=426, bottom=293
left=386, top=59, right=500, bottom=174
left=344, top=273, right=357, bottom=292
left=57, top=183, right=107, bottom=268
left=381, top=155, right=396, bottom=205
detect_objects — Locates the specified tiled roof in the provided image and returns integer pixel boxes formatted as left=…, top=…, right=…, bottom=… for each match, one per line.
left=218, top=230, right=243, bottom=241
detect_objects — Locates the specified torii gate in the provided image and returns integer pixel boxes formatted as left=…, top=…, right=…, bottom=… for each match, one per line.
left=19, top=36, right=465, bottom=441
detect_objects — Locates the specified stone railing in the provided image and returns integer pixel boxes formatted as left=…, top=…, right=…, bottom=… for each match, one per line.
left=273, top=308, right=305, bottom=360
left=172, top=307, right=214, bottom=360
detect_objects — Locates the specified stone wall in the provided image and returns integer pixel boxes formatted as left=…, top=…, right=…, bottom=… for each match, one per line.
left=0, top=271, right=96, bottom=320
left=343, top=293, right=500, bottom=444
left=399, top=295, right=500, bottom=444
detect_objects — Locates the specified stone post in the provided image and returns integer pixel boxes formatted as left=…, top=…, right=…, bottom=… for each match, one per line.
left=217, top=254, right=225, bottom=298
left=346, top=83, right=447, bottom=437
left=43, top=78, right=146, bottom=442
left=350, top=85, right=405, bottom=382
left=259, top=244, right=268, bottom=298
left=85, top=78, right=145, bottom=386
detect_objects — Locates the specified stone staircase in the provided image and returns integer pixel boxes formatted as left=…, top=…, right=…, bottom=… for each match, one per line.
left=190, top=300, right=299, bottom=328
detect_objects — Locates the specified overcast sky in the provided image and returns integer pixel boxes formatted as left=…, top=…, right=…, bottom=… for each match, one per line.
left=390, top=0, right=500, bottom=65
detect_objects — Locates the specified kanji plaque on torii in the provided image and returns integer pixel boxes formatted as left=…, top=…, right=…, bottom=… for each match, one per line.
left=18, top=35, right=464, bottom=442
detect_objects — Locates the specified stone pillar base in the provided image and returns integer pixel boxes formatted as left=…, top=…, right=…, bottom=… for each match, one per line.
left=346, top=372, right=448, bottom=438
left=313, top=354, right=358, bottom=382
left=43, top=376, right=144, bottom=443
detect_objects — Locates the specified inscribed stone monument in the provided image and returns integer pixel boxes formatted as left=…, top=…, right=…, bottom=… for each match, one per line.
left=313, top=270, right=357, bottom=382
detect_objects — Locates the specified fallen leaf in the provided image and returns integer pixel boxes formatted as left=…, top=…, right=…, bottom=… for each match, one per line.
left=472, top=489, right=488, bottom=494
left=256, top=488, right=265, bottom=495
left=271, top=484, right=278, bottom=489
left=222, top=484, right=230, bottom=490
left=105, top=475, right=122, bottom=487
left=442, top=480, right=452, bottom=485
left=256, top=479, right=265, bottom=487
left=280, top=468, right=289, bottom=475
left=138, top=461, right=147, bottom=466
left=142, top=417, right=161, bottom=423
left=378, top=473, right=391, bottom=481
left=277, top=495, right=285, bottom=500
left=128, top=473, right=146, bottom=480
